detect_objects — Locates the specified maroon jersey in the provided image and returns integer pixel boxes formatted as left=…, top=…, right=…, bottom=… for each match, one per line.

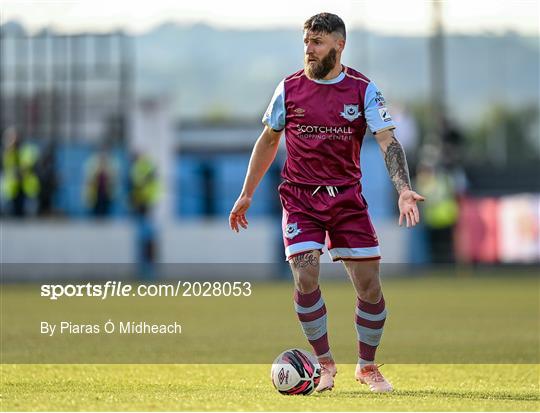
left=263, top=66, right=395, bottom=186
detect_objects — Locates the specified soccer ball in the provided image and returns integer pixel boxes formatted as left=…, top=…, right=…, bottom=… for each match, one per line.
left=270, top=348, right=321, bottom=395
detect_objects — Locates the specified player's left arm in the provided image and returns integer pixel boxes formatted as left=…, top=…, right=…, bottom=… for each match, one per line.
left=374, top=128, right=425, bottom=227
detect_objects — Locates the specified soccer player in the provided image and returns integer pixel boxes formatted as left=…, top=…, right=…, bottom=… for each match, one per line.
left=229, top=13, right=424, bottom=393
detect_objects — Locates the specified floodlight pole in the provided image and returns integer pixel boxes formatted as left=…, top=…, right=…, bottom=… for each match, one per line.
left=429, top=1, right=446, bottom=146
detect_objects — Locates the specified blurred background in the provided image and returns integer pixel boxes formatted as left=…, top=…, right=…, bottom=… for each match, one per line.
left=1, top=0, right=539, bottom=280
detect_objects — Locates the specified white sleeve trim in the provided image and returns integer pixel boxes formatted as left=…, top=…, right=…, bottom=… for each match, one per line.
left=262, top=80, right=285, bottom=131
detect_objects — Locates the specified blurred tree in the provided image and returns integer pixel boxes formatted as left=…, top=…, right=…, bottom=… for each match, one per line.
left=407, top=101, right=539, bottom=166
left=202, top=103, right=232, bottom=124
left=467, top=103, right=539, bottom=165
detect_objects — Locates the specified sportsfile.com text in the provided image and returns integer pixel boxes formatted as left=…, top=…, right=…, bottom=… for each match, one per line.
left=40, top=281, right=253, bottom=300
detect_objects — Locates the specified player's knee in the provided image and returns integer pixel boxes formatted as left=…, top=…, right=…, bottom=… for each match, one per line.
left=294, top=270, right=319, bottom=293
left=294, top=275, right=319, bottom=294
left=354, top=273, right=382, bottom=302
left=358, top=283, right=382, bottom=303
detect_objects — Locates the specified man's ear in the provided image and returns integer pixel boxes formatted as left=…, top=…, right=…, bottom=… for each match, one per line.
left=338, top=39, right=346, bottom=53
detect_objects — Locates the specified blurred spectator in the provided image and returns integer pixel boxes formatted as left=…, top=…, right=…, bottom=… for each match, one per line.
left=128, top=152, right=160, bottom=280
left=128, top=153, right=160, bottom=216
left=416, top=160, right=459, bottom=263
left=440, top=117, right=464, bottom=169
left=36, top=141, right=58, bottom=216
left=84, top=148, right=117, bottom=217
left=1, top=127, right=40, bottom=217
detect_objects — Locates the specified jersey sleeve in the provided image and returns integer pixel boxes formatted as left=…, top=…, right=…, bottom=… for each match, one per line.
left=262, top=80, right=285, bottom=131
left=363, top=81, right=396, bottom=134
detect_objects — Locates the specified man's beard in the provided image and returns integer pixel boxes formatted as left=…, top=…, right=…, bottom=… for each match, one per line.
left=304, top=48, right=337, bottom=80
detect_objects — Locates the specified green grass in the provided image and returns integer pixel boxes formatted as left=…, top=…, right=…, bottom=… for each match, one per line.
left=1, top=364, right=539, bottom=411
left=2, top=275, right=538, bottom=364
left=1, top=272, right=539, bottom=410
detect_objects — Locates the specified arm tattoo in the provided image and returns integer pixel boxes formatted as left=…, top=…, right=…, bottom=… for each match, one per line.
left=384, top=135, right=412, bottom=193
left=290, top=252, right=319, bottom=269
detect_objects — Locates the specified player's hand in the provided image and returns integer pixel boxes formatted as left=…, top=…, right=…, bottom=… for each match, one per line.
left=229, top=195, right=252, bottom=232
left=398, top=189, right=425, bottom=228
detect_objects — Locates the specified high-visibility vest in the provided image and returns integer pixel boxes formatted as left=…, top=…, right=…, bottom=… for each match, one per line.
left=1, top=144, right=40, bottom=199
left=130, top=157, right=160, bottom=207
left=418, top=170, right=459, bottom=229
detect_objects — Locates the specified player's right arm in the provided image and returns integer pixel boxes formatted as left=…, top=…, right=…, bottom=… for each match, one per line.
left=229, top=126, right=282, bottom=232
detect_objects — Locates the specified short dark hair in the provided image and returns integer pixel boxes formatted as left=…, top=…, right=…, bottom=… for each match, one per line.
left=303, top=13, right=346, bottom=40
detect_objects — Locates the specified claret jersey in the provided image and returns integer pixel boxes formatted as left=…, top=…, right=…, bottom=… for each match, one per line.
left=263, top=66, right=396, bottom=186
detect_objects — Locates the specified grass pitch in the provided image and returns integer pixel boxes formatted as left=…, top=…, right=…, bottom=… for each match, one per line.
left=1, top=271, right=539, bottom=410
left=1, top=364, right=539, bottom=411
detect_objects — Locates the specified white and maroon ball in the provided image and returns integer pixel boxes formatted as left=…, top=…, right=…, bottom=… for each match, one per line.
left=270, top=348, right=321, bottom=395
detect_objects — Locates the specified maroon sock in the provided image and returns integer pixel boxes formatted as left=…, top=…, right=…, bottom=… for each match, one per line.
left=294, top=287, right=330, bottom=357
left=355, top=295, right=386, bottom=363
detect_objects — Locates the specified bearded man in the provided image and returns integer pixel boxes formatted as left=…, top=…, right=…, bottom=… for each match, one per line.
left=229, top=12, right=424, bottom=393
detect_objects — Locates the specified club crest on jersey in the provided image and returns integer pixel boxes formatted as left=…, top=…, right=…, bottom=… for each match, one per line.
left=340, top=104, right=362, bottom=122
left=285, top=223, right=302, bottom=239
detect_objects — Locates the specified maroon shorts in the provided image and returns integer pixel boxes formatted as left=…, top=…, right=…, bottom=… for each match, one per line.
left=278, top=181, right=381, bottom=261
